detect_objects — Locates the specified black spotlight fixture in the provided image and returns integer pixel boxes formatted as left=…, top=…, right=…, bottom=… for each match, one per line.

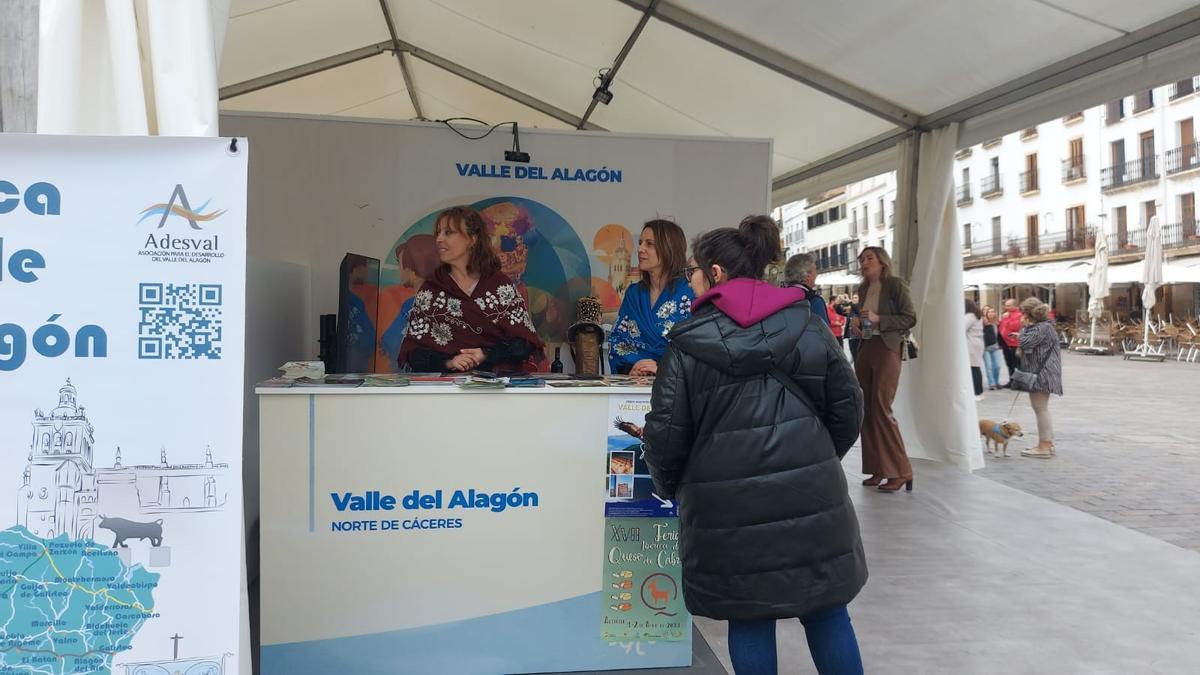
left=504, top=122, right=531, bottom=163
left=592, top=68, right=614, bottom=106
left=592, top=84, right=614, bottom=106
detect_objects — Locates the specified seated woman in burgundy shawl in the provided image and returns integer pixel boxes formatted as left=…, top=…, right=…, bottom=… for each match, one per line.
left=398, top=205, right=544, bottom=373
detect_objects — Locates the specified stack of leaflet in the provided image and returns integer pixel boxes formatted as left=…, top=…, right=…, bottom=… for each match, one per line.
left=506, top=376, right=545, bottom=388
left=456, top=375, right=506, bottom=390
left=363, top=374, right=411, bottom=387
left=280, top=361, right=325, bottom=380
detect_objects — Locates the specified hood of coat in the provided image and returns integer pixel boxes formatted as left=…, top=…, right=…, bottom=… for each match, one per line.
left=692, top=278, right=805, bottom=328
left=670, top=279, right=814, bottom=376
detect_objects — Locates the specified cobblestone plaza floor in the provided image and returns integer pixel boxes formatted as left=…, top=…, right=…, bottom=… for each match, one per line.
left=976, top=352, right=1200, bottom=553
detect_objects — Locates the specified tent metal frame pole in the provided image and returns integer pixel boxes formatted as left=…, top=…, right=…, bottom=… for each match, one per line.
left=0, top=0, right=39, bottom=132
left=378, top=0, right=423, bottom=120
left=400, top=41, right=605, bottom=131
left=219, top=41, right=604, bottom=131
left=616, top=0, right=918, bottom=129
left=577, top=0, right=660, bottom=130
left=898, top=129, right=921, bottom=281
left=219, top=42, right=392, bottom=100
left=771, top=129, right=911, bottom=192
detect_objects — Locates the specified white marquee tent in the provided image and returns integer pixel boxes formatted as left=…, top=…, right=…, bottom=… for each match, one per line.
left=27, top=0, right=1200, bottom=474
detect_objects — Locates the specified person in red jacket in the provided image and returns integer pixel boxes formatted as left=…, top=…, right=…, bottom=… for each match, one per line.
left=827, top=297, right=847, bottom=348
left=998, top=298, right=1023, bottom=385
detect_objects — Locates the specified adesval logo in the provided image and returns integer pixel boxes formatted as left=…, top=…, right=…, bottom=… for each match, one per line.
left=137, top=184, right=226, bottom=230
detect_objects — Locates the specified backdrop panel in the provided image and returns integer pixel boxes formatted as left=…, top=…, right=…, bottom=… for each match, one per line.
left=219, top=113, right=772, bottom=373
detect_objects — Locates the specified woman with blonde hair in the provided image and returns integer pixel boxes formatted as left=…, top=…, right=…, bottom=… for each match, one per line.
left=850, top=246, right=917, bottom=492
left=1016, top=297, right=1063, bottom=458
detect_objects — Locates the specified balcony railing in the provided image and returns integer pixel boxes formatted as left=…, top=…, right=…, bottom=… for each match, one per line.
left=1061, top=157, right=1086, bottom=182
left=1019, top=168, right=1039, bottom=194
left=1164, top=220, right=1200, bottom=249
left=981, top=174, right=1003, bottom=198
left=1168, top=76, right=1199, bottom=101
left=1166, top=142, right=1199, bottom=175
left=1006, top=228, right=1095, bottom=258
left=1112, top=226, right=1144, bottom=253
left=964, top=238, right=1004, bottom=260
left=1113, top=221, right=1200, bottom=252
left=999, top=224, right=1200, bottom=258
left=956, top=184, right=972, bottom=205
left=1100, top=156, right=1158, bottom=191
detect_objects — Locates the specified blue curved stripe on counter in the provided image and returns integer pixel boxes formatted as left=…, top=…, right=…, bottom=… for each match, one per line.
left=261, top=592, right=692, bottom=675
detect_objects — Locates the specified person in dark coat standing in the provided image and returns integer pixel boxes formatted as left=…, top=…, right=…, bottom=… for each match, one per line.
left=643, top=215, right=867, bottom=675
left=782, top=252, right=829, bottom=327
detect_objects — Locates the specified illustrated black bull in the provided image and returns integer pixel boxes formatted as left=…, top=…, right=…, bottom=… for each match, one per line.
left=96, top=515, right=164, bottom=548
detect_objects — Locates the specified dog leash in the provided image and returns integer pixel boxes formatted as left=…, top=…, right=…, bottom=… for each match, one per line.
left=1005, top=392, right=1022, bottom=421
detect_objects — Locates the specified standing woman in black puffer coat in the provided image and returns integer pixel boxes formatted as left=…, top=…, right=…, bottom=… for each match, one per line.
left=643, top=215, right=867, bottom=675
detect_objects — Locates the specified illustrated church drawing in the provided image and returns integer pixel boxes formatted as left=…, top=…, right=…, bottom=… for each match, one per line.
left=16, top=380, right=230, bottom=541
left=608, top=234, right=641, bottom=299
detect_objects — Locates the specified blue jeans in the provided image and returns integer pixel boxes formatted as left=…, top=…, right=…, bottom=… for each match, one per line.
left=727, top=604, right=863, bottom=675
left=983, top=348, right=1003, bottom=387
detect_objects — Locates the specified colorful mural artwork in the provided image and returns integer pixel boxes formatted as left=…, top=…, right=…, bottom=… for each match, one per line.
left=590, top=223, right=640, bottom=317
left=376, top=197, right=596, bottom=372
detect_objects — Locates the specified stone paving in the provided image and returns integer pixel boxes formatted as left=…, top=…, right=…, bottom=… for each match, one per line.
left=975, top=350, right=1200, bottom=553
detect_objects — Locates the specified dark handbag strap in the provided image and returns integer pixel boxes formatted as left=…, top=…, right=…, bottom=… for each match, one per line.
left=767, top=313, right=819, bottom=418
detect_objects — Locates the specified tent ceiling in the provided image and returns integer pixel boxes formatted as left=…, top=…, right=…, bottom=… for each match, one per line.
left=665, top=0, right=1183, bottom=113
left=218, top=0, right=1200, bottom=195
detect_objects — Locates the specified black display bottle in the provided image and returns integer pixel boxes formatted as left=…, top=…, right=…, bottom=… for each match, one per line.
left=550, top=346, right=564, bottom=373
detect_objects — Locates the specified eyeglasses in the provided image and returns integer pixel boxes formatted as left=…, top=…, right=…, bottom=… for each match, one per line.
left=683, top=265, right=701, bottom=277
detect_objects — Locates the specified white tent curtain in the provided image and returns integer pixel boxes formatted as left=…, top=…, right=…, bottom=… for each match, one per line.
left=37, top=0, right=227, bottom=136
left=893, top=123, right=985, bottom=471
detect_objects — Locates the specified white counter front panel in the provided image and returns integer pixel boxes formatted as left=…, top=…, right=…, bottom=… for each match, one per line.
left=258, top=390, right=689, bottom=674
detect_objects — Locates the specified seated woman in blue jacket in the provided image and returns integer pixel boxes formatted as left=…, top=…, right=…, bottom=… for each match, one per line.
left=608, top=219, right=694, bottom=376
left=643, top=215, right=867, bottom=675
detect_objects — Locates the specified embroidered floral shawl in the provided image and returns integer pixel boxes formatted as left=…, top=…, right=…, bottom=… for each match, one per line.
left=398, top=267, right=544, bottom=369
left=609, top=277, right=694, bottom=374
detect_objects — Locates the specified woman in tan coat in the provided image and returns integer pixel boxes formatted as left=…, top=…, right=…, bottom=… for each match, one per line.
left=849, top=247, right=917, bottom=492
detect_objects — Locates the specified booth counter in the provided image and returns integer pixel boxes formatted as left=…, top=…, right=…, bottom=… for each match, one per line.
left=257, top=385, right=691, bottom=675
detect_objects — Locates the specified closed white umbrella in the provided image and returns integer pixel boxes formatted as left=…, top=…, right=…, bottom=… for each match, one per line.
left=1140, top=215, right=1163, bottom=354
left=1087, top=232, right=1109, bottom=348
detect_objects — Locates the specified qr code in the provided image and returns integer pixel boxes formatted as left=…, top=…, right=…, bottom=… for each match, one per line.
left=138, top=283, right=223, bottom=360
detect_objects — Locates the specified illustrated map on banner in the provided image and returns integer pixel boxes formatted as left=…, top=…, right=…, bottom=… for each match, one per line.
left=0, top=135, right=246, bottom=674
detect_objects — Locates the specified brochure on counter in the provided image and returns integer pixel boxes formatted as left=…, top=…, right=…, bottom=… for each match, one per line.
left=257, top=367, right=655, bottom=389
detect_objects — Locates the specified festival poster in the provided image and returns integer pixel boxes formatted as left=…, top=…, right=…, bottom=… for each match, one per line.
left=605, top=395, right=676, bottom=518
left=0, top=134, right=246, bottom=674
left=600, top=517, right=689, bottom=641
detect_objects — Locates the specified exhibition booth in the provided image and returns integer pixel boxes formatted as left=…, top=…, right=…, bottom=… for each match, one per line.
left=6, top=2, right=1200, bottom=674
left=232, top=114, right=772, bottom=673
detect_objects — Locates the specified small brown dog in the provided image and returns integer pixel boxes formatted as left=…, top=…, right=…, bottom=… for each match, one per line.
left=979, top=419, right=1024, bottom=457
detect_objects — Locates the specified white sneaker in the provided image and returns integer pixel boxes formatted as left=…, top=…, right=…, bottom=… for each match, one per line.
left=975, top=395, right=984, bottom=401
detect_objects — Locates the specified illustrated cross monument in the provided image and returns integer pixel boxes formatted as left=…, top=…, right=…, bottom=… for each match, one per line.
left=170, top=633, right=183, bottom=659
